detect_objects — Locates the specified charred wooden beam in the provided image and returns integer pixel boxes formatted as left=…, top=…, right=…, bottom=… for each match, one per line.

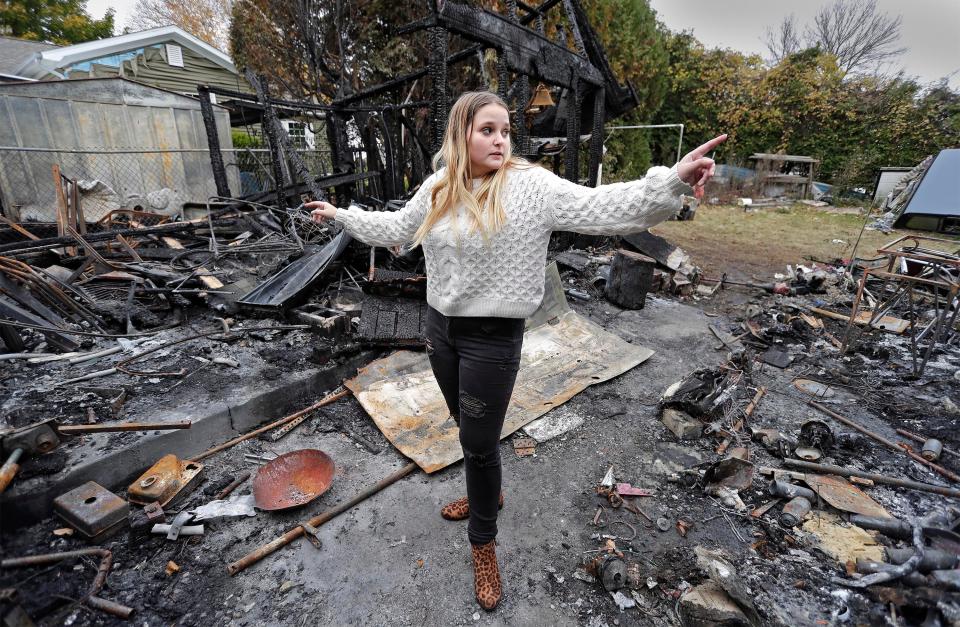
left=245, top=72, right=289, bottom=209
left=197, top=86, right=231, bottom=198
left=565, top=78, right=581, bottom=181
left=434, top=1, right=603, bottom=88
left=428, top=26, right=449, bottom=155
left=587, top=86, right=604, bottom=186
left=508, top=5, right=530, bottom=154
left=560, top=0, right=587, bottom=58
left=0, top=221, right=204, bottom=256
left=567, top=0, right=639, bottom=118
left=0, top=296, right=79, bottom=351
left=332, top=0, right=562, bottom=107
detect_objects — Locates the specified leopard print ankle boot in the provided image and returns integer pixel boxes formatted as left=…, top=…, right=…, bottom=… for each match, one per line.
left=440, top=492, right=505, bottom=521
left=470, top=540, right=502, bottom=610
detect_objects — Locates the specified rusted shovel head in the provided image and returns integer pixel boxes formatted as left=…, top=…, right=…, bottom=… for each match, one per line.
left=253, top=449, right=335, bottom=511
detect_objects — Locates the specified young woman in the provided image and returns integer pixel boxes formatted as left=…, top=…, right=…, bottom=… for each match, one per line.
left=308, top=91, right=725, bottom=611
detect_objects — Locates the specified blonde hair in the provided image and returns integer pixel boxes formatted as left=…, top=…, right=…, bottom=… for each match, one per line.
left=411, top=91, right=528, bottom=248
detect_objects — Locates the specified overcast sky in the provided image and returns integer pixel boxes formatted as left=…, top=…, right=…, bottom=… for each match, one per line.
left=649, top=0, right=959, bottom=88
left=87, top=0, right=958, bottom=89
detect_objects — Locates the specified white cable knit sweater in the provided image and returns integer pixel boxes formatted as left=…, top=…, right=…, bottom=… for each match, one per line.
left=335, top=164, right=691, bottom=318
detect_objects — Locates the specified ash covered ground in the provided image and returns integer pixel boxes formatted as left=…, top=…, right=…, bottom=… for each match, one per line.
left=2, top=246, right=959, bottom=627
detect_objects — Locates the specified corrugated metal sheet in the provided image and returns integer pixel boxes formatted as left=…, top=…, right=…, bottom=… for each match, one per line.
left=0, top=77, right=237, bottom=221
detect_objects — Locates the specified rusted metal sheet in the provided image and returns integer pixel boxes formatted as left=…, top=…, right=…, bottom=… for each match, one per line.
left=802, top=473, right=891, bottom=519
left=252, top=449, right=334, bottom=511
left=127, top=454, right=204, bottom=506
left=346, top=304, right=653, bottom=473
left=53, top=481, right=129, bottom=540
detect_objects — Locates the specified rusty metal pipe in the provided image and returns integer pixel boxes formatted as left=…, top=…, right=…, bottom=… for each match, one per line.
left=782, top=459, right=960, bottom=498
left=57, top=420, right=192, bottom=435
left=0, top=447, right=23, bottom=494
left=191, top=388, right=349, bottom=462
left=1, top=548, right=133, bottom=619
left=809, top=402, right=960, bottom=483
left=87, top=596, right=134, bottom=618
left=227, top=461, right=418, bottom=576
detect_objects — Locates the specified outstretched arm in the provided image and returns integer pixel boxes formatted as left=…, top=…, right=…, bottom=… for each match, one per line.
left=307, top=171, right=440, bottom=247
left=546, top=135, right=726, bottom=235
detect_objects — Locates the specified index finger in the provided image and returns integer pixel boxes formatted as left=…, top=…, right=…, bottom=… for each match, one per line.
left=689, top=134, right=727, bottom=159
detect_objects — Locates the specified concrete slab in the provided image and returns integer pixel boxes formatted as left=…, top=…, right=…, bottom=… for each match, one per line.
left=1, top=347, right=375, bottom=527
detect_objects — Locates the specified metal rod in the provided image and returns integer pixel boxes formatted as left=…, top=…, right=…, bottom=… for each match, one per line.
left=840, top=266, right=870, bottom=353
left=605, top=124, right=685, bottom=164
left=782, top=459, right=960, bottom=498
left=227, top=462, right=418, bottom=576
left=57, top=421, right=192, bottom=435
left=190, top=388, right=350, bottom=462
left=0, top=448, right=23, bottom=494
left=215, top=470, right=252, bottom=500
left=743, top=386, right=766, bottom=420
left=809, top=401, right=960, bottom=483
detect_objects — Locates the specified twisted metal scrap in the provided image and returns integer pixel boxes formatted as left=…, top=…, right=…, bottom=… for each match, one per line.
left=832, top=518, right=925, bottom=588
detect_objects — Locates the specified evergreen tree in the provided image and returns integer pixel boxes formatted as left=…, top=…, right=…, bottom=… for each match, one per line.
left=0, top=0, right=114, bottom=44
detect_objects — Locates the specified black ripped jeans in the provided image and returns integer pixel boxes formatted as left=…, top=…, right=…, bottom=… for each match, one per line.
left=425, top=306, right=524, bottom=545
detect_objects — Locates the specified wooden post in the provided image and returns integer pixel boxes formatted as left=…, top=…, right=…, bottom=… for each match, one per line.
left=605, top=249, right=655, bottom=309
left=51, top=164, right=75, bottom=256
left=51, top=164, right=68, bottom=237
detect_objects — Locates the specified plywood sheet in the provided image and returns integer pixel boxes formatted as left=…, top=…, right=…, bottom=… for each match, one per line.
left=346, top=307, right=652, bottom=473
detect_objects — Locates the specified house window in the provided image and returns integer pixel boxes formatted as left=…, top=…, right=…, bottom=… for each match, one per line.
left=285, top=121, right=307, bottom=149
left=165, top=44, right=184, bottom=67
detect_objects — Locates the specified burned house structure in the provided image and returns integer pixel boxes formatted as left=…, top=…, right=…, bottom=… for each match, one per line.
left=0, top=0, right=642, bottom=346
left=197, top=0, right=641, bottom=214
left=177, top=0, right=645, bottom=312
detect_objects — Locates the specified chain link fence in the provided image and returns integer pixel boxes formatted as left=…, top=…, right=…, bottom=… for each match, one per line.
left=0, top=146, right=230, bottom=223
left=0, top=144, right=355, bottom=222
left=221, top=146, right=381, bottom=204
left=223, top=147, right=335, bottom=198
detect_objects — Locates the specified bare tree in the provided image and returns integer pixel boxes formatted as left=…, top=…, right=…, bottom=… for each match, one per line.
left=764, top=13, right=802, bottom=64
left=764, top=0, right=904, bottom=76
left=806, top=0, right=904, bottom=76
left=129, top=0, right=232, bottom=52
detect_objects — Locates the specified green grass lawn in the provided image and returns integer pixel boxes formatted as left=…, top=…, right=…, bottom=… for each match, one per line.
left=651, top=204, right=960, bottom=280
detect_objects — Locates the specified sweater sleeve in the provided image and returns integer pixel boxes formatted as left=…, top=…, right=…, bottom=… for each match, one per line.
left=543, top=165, right=692, bottom=235
left=333, top=171, right=440, bottom=247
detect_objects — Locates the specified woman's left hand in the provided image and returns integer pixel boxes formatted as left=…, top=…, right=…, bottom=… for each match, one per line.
left=677, top=134, right=727, bottom=199
left=305, top=200, right=338, bottom=223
